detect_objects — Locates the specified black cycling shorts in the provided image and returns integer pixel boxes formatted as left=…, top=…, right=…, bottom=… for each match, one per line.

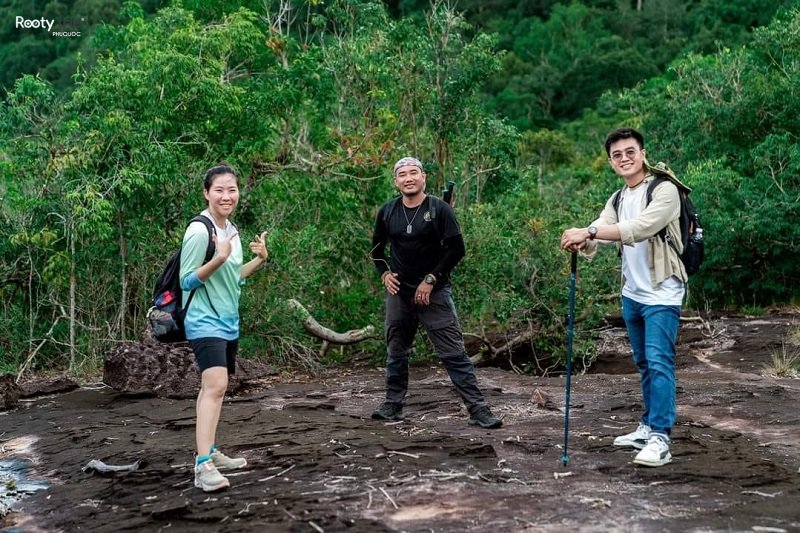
left=189, top=337, right=238, bottom=375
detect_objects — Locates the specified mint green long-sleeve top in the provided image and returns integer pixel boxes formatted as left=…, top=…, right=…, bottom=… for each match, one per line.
left=179, top=212, right=243, bottom=340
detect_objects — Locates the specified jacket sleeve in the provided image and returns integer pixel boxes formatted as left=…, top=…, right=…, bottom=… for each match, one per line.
left=617, top=181, right=680, bottom=246
left=580, top=194, right=620, bottom=260
left=371, top=205, right=390, bottom=277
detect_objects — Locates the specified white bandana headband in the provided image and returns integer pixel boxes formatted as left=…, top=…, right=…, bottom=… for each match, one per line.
left=393, top=157, right=424, bottom=175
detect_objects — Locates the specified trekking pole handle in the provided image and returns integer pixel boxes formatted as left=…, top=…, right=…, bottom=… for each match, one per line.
left=570, top=250, right=578, bottom=274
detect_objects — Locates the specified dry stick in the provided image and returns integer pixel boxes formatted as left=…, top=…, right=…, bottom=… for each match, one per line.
left=379, top=487, right=398, bottom=509
left=258, top=463, right=296, bottom=482
left=386, top=450, right=422, bottom=459
left=17, top=312, right=66, bottom=383
left=741, top=490, right=782, bottom=498
left=309, top=522, right=324, bottom=533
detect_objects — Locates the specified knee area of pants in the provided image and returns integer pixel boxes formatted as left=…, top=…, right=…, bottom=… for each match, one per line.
left=439, top=352, right=471, bottom=364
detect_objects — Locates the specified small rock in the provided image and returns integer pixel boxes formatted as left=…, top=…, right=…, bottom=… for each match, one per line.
left=530, top=388, right=557, bottom=410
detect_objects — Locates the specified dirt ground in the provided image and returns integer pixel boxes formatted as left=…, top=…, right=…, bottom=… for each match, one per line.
left=2, top=314, right=799, bottom=532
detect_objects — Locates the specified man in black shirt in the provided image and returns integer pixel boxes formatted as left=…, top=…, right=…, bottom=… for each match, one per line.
left=369, top=156, right=502, bottom=429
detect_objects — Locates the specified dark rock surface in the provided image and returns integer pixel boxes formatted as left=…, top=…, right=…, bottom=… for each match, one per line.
left=0, top=374, right=20, bottom=411
left=103, top=335, right=278, bottom=398
left=1, top=314, right=798, bottom=532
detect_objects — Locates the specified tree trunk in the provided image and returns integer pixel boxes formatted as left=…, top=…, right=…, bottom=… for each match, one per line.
left=69, top=227, right=76, bottom=371
left=117, top=211, right=127, bottom=341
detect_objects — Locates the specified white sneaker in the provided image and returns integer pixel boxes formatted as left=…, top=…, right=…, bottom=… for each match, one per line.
left=194, top=460, right=230, bottom=492
left=613, top=423, right=651, bottom=449
left=633, top=435, right=672, bottom=467
left=211, top=449, right=247, bottom=470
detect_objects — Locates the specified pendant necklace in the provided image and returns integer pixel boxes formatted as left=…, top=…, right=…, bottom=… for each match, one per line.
left=403, top=202, right=423, bottom=234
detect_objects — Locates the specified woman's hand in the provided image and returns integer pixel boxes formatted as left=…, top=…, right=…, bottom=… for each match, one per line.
left=213, top=231, right=239, bottom=260
left=249, top=231, right=269, bottom=262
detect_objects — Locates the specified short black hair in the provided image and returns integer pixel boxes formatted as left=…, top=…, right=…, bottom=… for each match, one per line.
left=203, top=163, right=239, bottom=191
left=604, top=128, right=644, bottom=156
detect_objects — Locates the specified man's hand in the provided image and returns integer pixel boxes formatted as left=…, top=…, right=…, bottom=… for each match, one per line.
left=414, top=281, right=433, bottom=306
left=560, top=228, right=588, bottom=252
left=382, top=271, right=400, bottom=295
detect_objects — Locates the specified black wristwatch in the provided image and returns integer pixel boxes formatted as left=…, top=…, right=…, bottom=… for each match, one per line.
left=424, top=273, right=437, bottom=285
left=587, top=226, right=598, bottom=240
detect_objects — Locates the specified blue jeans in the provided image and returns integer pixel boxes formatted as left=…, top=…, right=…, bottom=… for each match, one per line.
left=621, top=296, right=681, bottom=436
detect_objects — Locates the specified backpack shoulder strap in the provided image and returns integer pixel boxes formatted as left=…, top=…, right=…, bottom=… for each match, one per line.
left=427, top=195, right=446, bottom=243
left=382, top=196, right=402, bottom=227
left=428, top=194, right=440, bottom=220
left=186, top=215, right=219, bottom=316
left=190, top=215, right=216, bottom=263
left=611, top=188, right=623, bottom=215
left=645, top=174, right=683, bottom=243
left=645, top=175, right=670, bottom=206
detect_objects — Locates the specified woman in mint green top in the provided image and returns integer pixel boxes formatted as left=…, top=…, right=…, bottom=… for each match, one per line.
left=179, top=164, right=269, bottom=492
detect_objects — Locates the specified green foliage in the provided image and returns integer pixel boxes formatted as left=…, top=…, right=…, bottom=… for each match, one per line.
left=2, top=0, right=799, bottom=379
left=478, top=0, right=796, bottom=130
left=605, top=7, right=800, bottom=304
left=0, top=0, right=516, bottom=375
left=0, top=0, right=162, bottom=93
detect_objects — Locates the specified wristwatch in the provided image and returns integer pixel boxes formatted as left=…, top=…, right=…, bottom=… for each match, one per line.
left=424, top=273, right=437, bottom=285
left=587, top=226, right=598, bottom=240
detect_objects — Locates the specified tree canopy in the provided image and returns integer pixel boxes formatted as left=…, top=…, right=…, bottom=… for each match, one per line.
left=2, top=0, right=799, bottom=376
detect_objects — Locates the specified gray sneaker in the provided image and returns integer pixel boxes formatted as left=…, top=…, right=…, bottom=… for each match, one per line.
left=211, top=449, right=247, bottom=470
left=468, top=405, right=503, bottom=429
left=634, top=435, right=672, bottom=467
left=371, top=401, right=403, bottom=421
left=613, top=423, right=651, bottom=449
left=194, top=460, right=230, bottom=492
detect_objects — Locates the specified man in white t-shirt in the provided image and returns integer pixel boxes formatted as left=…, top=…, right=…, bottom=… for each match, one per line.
left=560, top=128, right=687, bottom=467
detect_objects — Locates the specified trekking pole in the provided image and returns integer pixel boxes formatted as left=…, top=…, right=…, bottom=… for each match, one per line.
left=561, top=251, right=578, bottom=466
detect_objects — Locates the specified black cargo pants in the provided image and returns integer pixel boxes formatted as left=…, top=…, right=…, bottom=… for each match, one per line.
left=383, top=287, right=486, bottom=412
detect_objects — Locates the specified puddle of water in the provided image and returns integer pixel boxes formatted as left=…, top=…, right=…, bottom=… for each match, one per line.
left=1, top=458, right=50, bottom=520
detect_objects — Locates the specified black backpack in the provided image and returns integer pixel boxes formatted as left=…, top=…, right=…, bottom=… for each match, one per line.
left=611, top=162, right=704, bottom=276
left=147, top=215, right=217, bottom=342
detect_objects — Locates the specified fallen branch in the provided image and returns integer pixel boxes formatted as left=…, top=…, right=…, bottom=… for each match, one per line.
left=287, top=299, right=376, bottom=357
left=466, top=328, right=538, bottom=366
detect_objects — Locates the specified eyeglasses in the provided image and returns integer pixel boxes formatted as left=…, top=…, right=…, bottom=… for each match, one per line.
left=609, top=148, right=641, bottom=162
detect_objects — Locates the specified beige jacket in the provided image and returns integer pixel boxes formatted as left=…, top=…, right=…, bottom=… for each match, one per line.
left=582, top=173, right=688, bottom=288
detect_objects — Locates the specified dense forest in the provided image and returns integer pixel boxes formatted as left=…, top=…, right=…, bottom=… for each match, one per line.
left=1, top=0, right=799, bottom=378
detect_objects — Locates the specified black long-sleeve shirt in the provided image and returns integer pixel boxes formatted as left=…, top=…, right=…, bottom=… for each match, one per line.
left=371, top=195, right=465, bottom=296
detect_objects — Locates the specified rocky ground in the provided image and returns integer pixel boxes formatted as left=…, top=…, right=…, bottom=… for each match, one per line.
left=1, top=313, right=799, bottom=532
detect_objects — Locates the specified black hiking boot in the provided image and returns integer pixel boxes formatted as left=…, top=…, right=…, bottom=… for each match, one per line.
left=371, top=401, right=403, bottom=421
left=468, top=405, right=502, bottom=429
